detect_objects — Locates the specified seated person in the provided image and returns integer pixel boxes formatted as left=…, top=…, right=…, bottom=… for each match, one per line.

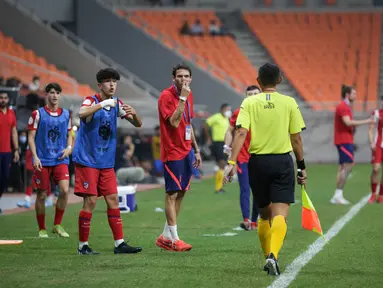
left=208, top=20, right=221, bottom=36
left=190, top=19, right=204, bottom=36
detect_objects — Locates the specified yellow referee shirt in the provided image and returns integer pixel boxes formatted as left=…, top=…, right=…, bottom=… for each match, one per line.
left=236, top=92, right=305, bottom=154
left=206, top=113, right=229, bottom=142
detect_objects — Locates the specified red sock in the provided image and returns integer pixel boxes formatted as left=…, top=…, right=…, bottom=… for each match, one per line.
left=26, top=186, right=32, bottom=196
left=78, top=210, right=92, bottom=242
left=107, top=208, right=124, bottom=240
left=372, top=183, right=378, bottom=194
left=54, top=208, right=65, bottom=225
left=380, top=184, right=383, bottom=196
left=36, top=214, right=46, bottom=230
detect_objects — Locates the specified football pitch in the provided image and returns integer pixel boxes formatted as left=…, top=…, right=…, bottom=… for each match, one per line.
left=1, top=164, right=382, bottom=288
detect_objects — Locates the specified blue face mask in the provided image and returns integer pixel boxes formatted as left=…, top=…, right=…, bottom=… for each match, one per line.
left=19, top=136, right=27, bottom=144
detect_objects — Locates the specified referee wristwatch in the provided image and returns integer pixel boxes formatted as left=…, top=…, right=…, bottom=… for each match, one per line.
left=296, top=159, right=306, bottom=170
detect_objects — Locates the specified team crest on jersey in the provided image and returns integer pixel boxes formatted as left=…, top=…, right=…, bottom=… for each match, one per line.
left=98, top=119, right=111, bottom=140
left=48, top=127, right=60, bottom=143
left=83, top=182, right=89, bottom=189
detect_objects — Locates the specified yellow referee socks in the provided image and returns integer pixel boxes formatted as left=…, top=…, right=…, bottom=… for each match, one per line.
left=269, top=215, right=287, bottom=260
left=258, top=218, right=271, bottom=258
left=215, top=169, right=224, bottom=191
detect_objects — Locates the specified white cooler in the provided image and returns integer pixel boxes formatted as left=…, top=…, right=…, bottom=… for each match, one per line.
left=117, top=185, right=137, bottom=213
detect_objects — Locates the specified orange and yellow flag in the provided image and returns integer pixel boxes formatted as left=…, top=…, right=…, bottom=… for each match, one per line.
left=301, top=185, right=324, bottom=237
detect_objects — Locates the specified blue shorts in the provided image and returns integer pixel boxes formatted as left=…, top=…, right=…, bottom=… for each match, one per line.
left=164, top=151, right=193, bottom=192
left=336, top=144, right=354, bottom=164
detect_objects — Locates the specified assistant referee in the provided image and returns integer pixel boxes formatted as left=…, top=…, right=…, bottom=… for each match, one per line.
left=223, top=63, right=307, bottom=276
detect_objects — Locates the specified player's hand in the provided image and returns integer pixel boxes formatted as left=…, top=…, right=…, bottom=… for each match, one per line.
left=59, top=147, right=72, bottom=159
left=122, top=104, right=137, bottom=116
left=180, top=81, right=191, bottom=98
left=297, top=169, right=307, bottom=186
left=33, top=156, right=42, bottom=172
left=371, top=143, right=376, bottom=152
left=223, top=144, right=232, bottom=157
left=13, top=150, right=19, bottom=163
left=193, top=152, right=202, bottom=169
left=223, top=164, right=236, bottom=185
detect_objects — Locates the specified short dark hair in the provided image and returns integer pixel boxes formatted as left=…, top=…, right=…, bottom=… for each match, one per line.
left=258, top=63, right=281, bottom=87
left=341, top=84, right=354, bottom=99
left=96, top=68, right=120, bottom=83
left=32, top=75, right=40, bottom=81
left=246, top=85, right=260, bottom=92
left=45, top=83, right=62, bottom=93
left=220, top=103, right=230, bottom=111
left=154, top=125, right=160, bottom=131
left=172, top=64, right=192, bottom=77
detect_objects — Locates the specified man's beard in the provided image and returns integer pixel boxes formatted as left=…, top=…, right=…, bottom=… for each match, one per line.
left=0, top=103, right=6, bottom=108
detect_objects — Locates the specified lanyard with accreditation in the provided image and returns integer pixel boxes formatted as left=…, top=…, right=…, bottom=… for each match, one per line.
left=174, top=84, right=192, bottom=140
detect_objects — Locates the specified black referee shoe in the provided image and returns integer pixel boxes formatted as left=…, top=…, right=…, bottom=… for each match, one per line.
left=114, top=242, right=143, bottom=254
left=215, top=189, right=225, bottom=194
left=265, top=253, right=280, bottom=276
left=78, top=245, right=100, bottom=255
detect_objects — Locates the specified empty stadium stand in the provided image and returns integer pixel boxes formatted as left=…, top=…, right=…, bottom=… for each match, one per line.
left=243, top=12, right=382, bottom=110
left=0, top=31, right=95, bottom=97
left=122, top=10, right=258, bottom=92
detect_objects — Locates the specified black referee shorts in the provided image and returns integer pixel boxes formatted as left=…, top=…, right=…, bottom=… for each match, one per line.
left=248, top=153, right=295, bottom=208
left=211, top=141, right=226, bottom=162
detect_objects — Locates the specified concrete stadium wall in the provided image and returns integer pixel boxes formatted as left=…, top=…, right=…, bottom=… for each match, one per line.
left=76, top=0, right=243, bottom=113
left=13, top=0, right=75, bottom=21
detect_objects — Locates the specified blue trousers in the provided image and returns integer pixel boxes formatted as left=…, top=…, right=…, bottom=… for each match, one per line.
left=237, top=162, right=258, bottom=222
left=0, top=152, right=12, bottom=198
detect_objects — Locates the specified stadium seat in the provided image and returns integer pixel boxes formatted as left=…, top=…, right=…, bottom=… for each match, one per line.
left=0, top=31, right=95, bottom=97
left=243, top=12, right=381, bottom=110
left=123, top=10, right=258, bottom=92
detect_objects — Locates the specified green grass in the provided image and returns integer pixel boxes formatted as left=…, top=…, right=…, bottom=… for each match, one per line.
left=0, top=164, right=381, bottom=288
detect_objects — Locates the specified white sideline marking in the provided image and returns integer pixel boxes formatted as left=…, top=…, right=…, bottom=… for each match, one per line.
left=268, top=194, right=369, bottom=288
left=202, top=232, right=238, bottom=237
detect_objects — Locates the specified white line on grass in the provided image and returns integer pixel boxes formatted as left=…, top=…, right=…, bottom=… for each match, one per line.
left=268, top=194, right=369, bottom=288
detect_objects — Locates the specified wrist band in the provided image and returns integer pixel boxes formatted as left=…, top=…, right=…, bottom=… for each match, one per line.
left=179, top=96, right=187, bottom=102
left=227, top=160, right=236, bottom=165
left=194, top=149, right=200, bottom=154
left=67, top=145, right=72, bottom=150
left=297, top=159, right=306, bottom=170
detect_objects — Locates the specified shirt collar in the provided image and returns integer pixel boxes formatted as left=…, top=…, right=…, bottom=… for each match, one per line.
left=0, top=107, right=10, bottom=115
left=343, top=99, right=350, bottom=106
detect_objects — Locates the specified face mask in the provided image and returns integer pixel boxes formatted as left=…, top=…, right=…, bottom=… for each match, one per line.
left=223, top=110, right=232, bottom=118
left=19, top=136, right=27, bottom=144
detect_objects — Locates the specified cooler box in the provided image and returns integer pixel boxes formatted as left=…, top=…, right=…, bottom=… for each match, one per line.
left=117, top=185, right=137, bottom=213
